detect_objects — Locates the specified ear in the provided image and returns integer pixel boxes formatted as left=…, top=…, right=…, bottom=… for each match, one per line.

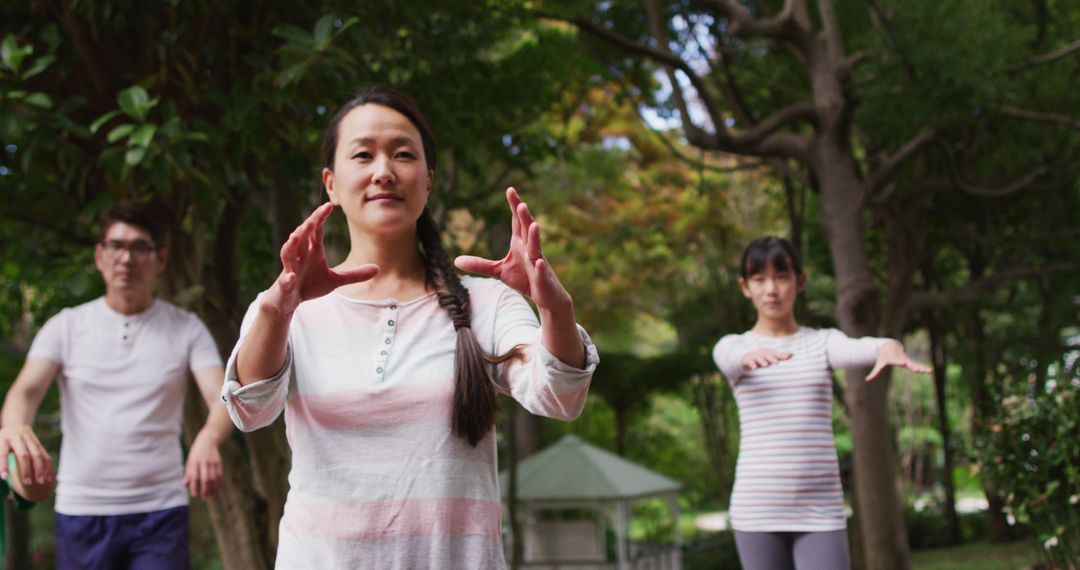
left=426, top=169, right=434, bottom=195
left=738, top=277, right=752, bottom=299
left=94, top=243, right=106, bottom=274
left=155, top=246, right=169, bottom=273
left=322, top=167, right=339, bottom=205
left=797, top=272, right=807, bottom=293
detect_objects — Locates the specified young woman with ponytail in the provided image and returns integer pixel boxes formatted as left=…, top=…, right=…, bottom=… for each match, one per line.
left=221, top=88, right=598, bottom=568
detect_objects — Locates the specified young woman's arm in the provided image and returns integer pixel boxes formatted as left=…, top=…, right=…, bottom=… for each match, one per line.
left=824, top=329, right=931, bottom=381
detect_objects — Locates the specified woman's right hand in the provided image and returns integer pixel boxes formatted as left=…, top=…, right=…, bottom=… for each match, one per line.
left=263, top=203, right=379, bottom=315
left=740, top=348, right=794, bottom=371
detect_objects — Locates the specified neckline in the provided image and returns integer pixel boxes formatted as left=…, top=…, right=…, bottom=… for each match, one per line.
left=328, top=290, right=438, bottom=307
left=99, top=297, right=158, bottom=320
left=745, top=326, right=807, bottom=340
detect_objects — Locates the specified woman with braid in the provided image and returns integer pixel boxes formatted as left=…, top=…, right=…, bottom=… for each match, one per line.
left=222, top=88, right=598, bottom=568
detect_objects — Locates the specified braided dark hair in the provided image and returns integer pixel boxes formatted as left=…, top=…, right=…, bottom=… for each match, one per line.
left=324, top=88, right=520, bottom=446
left=417, top=210, right=522, bottom=446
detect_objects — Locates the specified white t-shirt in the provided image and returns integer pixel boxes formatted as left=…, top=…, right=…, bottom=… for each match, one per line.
left=28, top=297, right=223, bottom=515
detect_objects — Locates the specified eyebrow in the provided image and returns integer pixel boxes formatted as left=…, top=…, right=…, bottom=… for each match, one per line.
left=347, top=136, right=419, bottom=147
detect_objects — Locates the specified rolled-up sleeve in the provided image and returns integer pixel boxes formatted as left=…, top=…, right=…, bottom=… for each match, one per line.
left=492, top=288, right=598, bottom=421
left=220, top=294, right=291, bottom=432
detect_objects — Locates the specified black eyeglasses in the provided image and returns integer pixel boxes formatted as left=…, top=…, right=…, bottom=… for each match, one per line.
left=101, top=240, right=159, bottom=260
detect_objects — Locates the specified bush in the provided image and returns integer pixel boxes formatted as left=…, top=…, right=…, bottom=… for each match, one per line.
left=683, top=531, right=741, bottom=570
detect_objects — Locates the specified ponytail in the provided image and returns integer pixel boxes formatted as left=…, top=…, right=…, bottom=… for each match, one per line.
left=417, top=210, right=521, bottom=446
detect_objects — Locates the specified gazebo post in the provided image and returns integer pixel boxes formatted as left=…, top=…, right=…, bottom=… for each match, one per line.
left=615, top=500, right=629, bottom=570
left=668, top=493, right=682, bottom=569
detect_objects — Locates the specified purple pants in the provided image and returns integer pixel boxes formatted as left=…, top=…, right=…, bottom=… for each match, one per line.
left=55, top=506, right=190, bottom=570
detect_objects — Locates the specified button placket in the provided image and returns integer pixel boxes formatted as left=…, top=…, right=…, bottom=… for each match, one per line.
left=373, top=301, right=398, bottom=384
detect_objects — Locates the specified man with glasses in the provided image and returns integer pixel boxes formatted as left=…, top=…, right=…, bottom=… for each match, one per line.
left=0, top=200, right=232, bottom=569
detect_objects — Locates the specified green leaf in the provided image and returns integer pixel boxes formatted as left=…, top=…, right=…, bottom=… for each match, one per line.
left=125, top=146, right=146, bottom=166
left=24, top=93, right=53, bottom=108
left=90, top=110, right=120, bottom=134
left=129, top=124, right=157, bottom=148
left=1, top=35, right=25, bottom=71
left=107, top=124, right=136, bottom=143
left=336, top=17, right=359, bottom=37
left=117, top=86, right=151, bottom=120
left=314, top=15, right=335, bottom=47
left=271, top=24, right=313, bottom=47
left=276, top=60, right=310, bottom=88
left=20, top=54, right=56, bottom=80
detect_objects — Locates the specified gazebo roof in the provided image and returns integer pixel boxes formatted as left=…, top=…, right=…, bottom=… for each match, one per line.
left=500, top=434, right=683, bottom=502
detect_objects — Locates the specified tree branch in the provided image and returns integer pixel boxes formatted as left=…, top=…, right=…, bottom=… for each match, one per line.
left=908, top=262, right=1080, bottom=311
left=1005, top=38, right=1080, bottom=74
left=932, top=139, right=1052, bottom=197
left=540, top=8, right=816, bottom=160
left=702, top=0, right=806, bottom=44
left=869, top=128, right=936, bottom=193
left=999, top=105, right=1080, bottom=133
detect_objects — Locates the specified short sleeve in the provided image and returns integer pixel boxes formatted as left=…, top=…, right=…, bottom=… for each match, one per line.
left=712, top=335, right=745, bottom=386
left=26, top=311, right=67, bottom=364
left=187, top=315, right=224, bottom=372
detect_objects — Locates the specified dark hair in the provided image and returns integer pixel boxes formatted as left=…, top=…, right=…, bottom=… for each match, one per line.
left=98, top=200, right=166, bottom=247
left=323, top=88, right=519, bottom=447
left=740, top=236, right=802, bottom=279
left=321, top=87, right=436, bottom=172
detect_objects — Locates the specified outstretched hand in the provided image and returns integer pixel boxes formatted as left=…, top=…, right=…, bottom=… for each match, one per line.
left=866, top=341, right=933, bottom=382
left=740, top=348, right=794, bottom=371
left=455, top=188, right=572, bottom=313
left=264, top=203, right=379, bottom=315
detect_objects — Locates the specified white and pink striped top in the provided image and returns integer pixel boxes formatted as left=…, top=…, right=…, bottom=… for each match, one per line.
left=712, top=327, right=889, bottom=532
left=222, top=277, right=598, bottom=569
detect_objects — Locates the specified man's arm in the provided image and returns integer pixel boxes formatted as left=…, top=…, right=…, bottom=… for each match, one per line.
left=0, top=357, right=59, bottom=487
left=184, top=365, right=231, bottom=499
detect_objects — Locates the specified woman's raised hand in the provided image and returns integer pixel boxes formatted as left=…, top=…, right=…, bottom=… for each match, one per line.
left=455, top=188, right=573, bottom=312
left=265, top=203, right=379, bottom=315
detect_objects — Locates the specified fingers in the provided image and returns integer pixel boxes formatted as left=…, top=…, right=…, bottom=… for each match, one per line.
left=526, top=219, right=542, bottom=262
left=332, top=263, right=380, bottom=287
left=8, top=437, right=32, bottom=484
left=741, top=349, right=793, bottom=370
left=184, top=460, right=196, bottom=497
left=0, top=440, right=9, bottom=480
left=865, top=361, right=887, bottom=382
left=905, top=360, right=933, bottom=374
left=455, top=255, right=501, bottom=277
left=27, top=438, right=51, bottom=484
left=200, top=460, right=210, bottom=499
left=507, top=188, right=523, bottom=238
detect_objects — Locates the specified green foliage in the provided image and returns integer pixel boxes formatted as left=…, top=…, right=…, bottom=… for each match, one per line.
left=973, top=374, right=1080, bottom=567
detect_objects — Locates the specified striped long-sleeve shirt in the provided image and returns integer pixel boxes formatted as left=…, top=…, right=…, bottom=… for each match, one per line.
left=712, top=327, right=889, bottom=532
left=222, top=277, right=598, bottom=569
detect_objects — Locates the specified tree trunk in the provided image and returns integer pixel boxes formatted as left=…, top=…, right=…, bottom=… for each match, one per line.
left=814, top=144, right=910, bottom=570
left=928, top=319, right=960, bottom=545
left=182, top=395, right=271, bottom=570
left=806, top=8, right=912, bottom=560
left=3, top=508, right=29, bottom=570
left=966, top=308, right=1011, bottom=543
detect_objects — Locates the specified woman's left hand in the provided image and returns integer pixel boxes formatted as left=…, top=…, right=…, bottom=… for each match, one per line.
left=455, top=187, right=572, bottom=313
left=866, top=340, right=933, bottom=381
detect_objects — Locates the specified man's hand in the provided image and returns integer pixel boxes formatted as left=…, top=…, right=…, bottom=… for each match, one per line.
left=184, top=431, right=223, bottom=500
left=0, top=424, right=53, bottom=486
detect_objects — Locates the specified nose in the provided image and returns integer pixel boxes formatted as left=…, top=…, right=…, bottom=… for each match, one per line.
left=763, top=279, right=778, bottom=294
left=371, top=156, right=396, bottom=185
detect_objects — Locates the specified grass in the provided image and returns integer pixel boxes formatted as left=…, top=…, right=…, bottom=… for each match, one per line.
left=911, top=539, right=1042, bottom=570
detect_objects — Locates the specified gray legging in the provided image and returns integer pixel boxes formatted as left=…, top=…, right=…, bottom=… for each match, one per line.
left=733, top=529, right=851, bottom=570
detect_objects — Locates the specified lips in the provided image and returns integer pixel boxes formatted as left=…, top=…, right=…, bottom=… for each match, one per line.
left=366, top=192, right=404, bottom=202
